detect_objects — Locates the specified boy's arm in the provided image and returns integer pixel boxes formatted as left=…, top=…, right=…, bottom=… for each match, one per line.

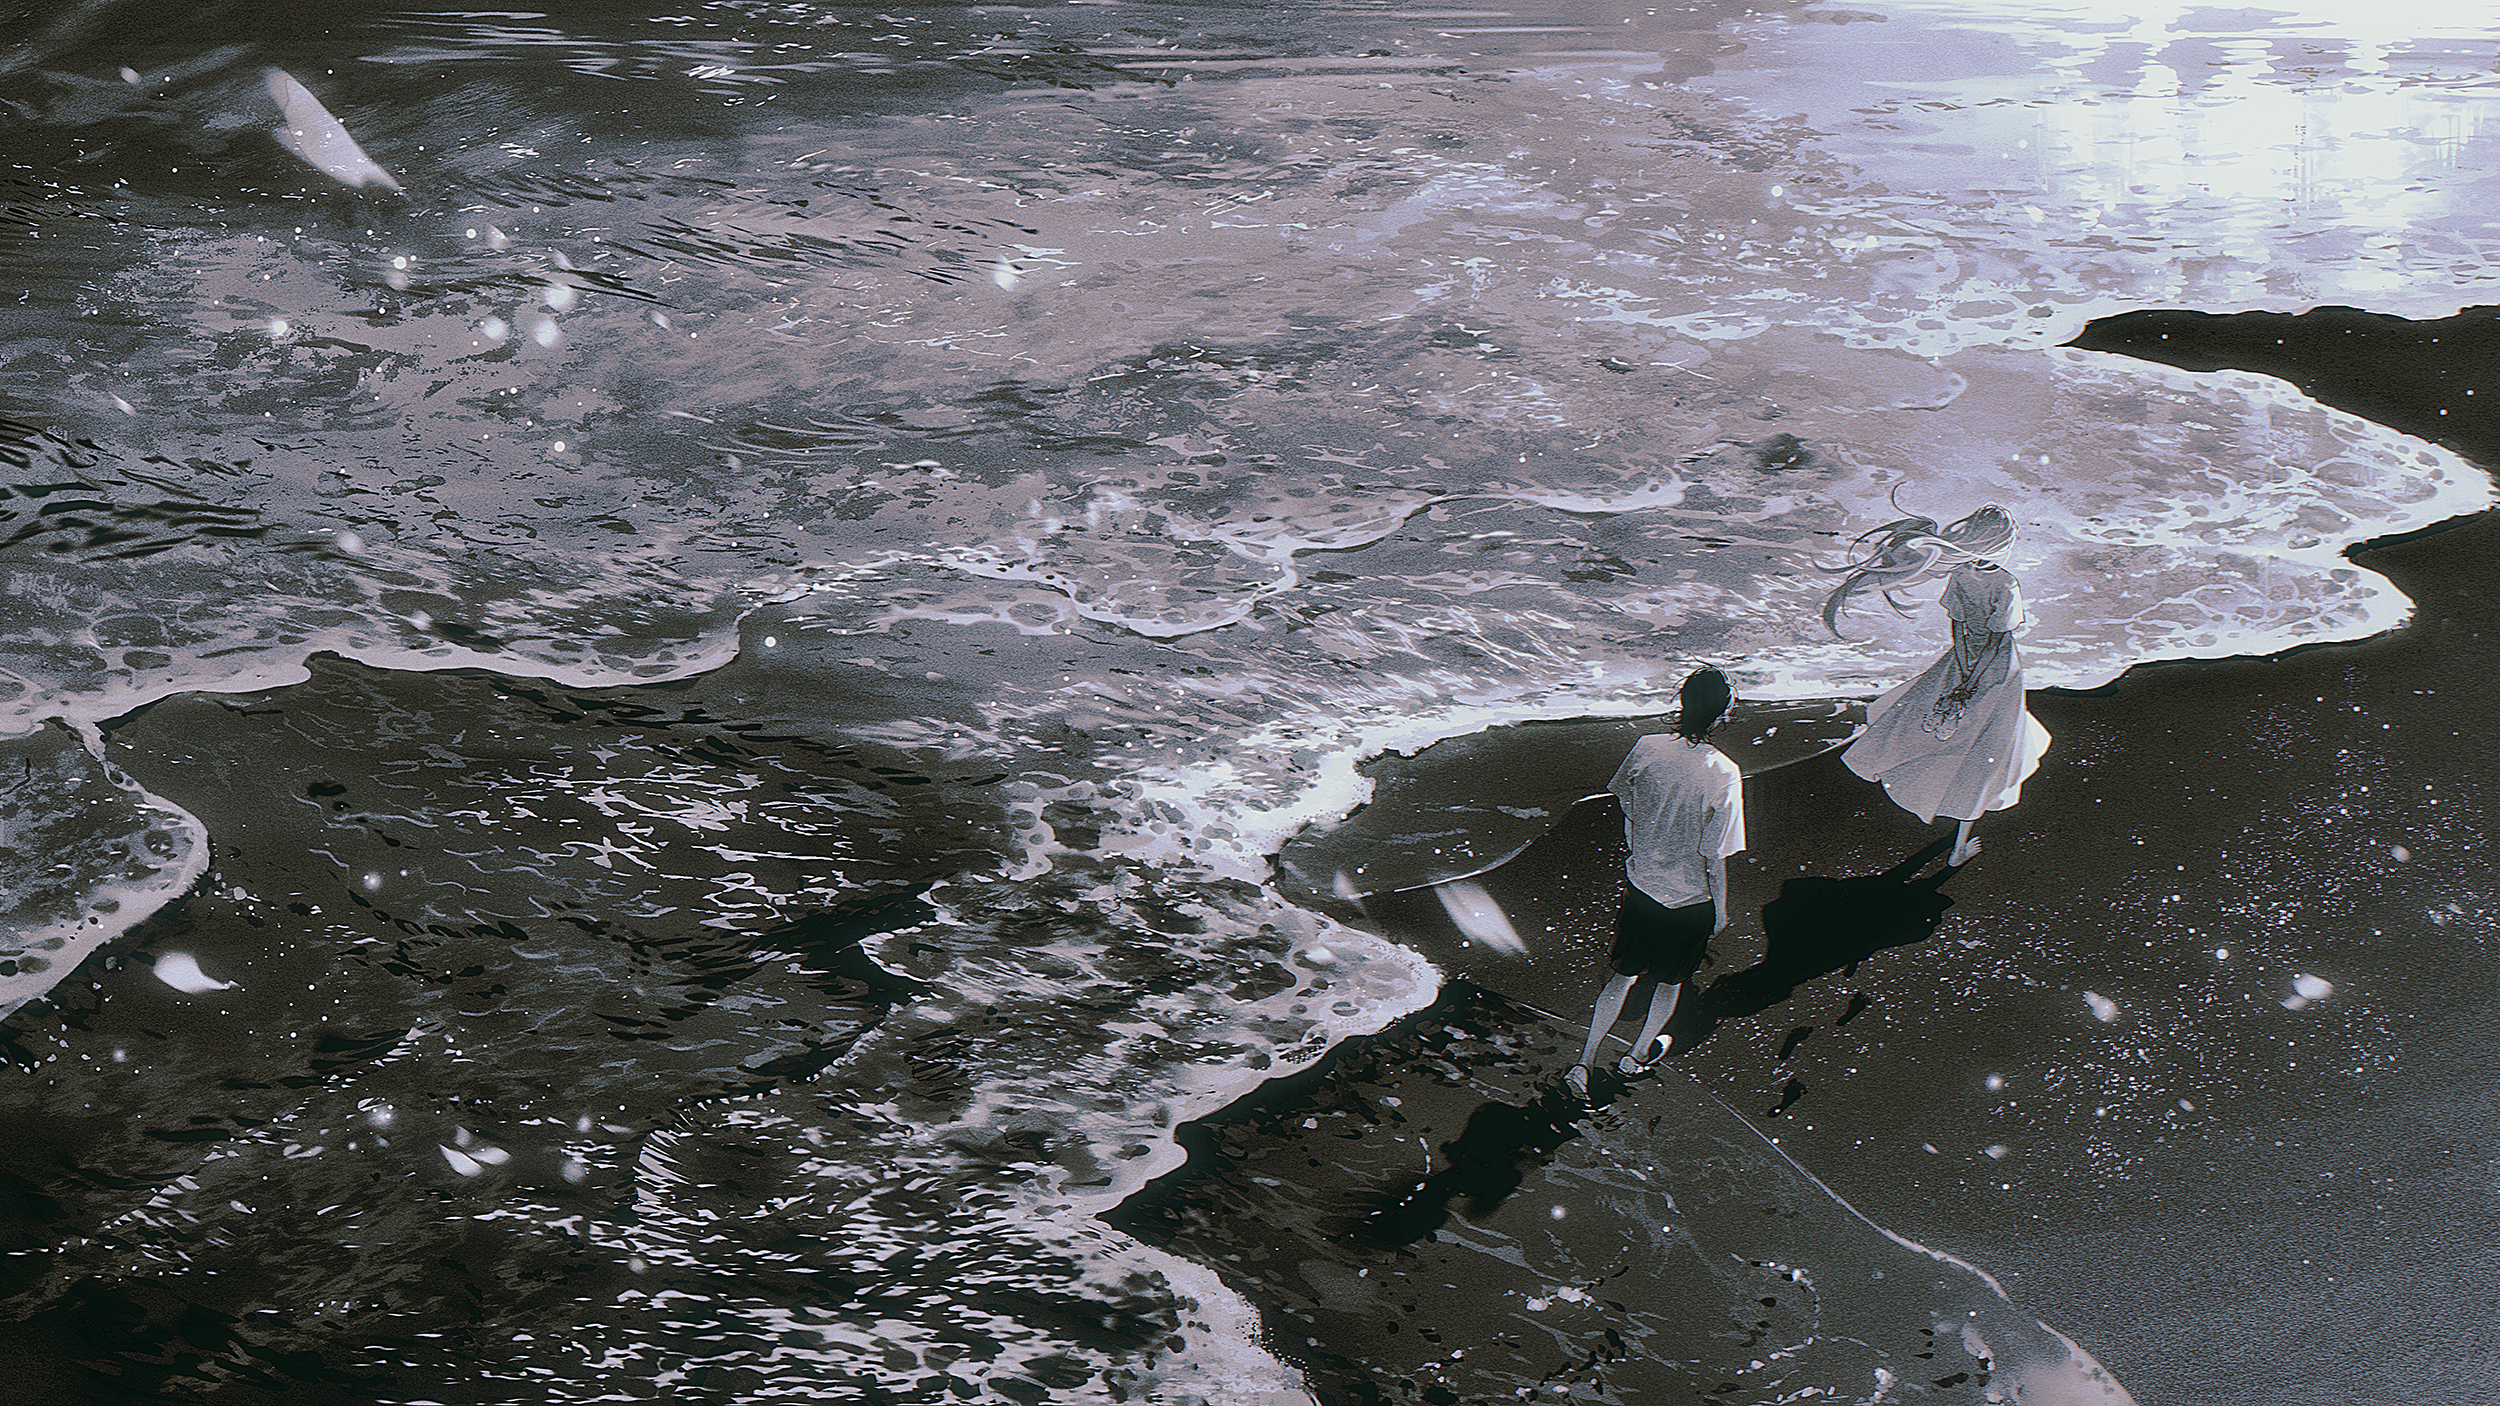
left=1706, top=758, right=1741, bottom=933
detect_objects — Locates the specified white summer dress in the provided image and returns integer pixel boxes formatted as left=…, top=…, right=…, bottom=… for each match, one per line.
left=1842, top=562, right=2052, bottom=824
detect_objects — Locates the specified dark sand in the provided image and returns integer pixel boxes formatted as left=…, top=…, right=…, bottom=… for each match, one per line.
left=1127, top=315, right=2500, bottom=1406
left=1110, top=983, right=2130, bottom=1405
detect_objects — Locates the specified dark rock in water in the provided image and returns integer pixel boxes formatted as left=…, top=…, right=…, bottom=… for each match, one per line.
left=1670, top=433, right=1823, bottom=480
left=1751, top=432, right=1815, bottom=471
left=1113, top=982, right=2133, bottom=1406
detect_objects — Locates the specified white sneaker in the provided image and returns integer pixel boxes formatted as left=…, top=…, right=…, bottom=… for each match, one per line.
left=1563, top=1064, right=1591, bottom=1100
left=1617, top=1036, right=1671, bottom=1075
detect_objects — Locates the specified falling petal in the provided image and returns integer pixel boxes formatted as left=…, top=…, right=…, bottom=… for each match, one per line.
left=1433, top=880, right=1527, bottom=956
left=2082, top=991, right=2119, bottom=1023
left=439, top=1145, right=483, bottom=1176
left=471, top=1146, right=512, bottom=1165
left=544, top=283, right=577, bottom=312
left=992, top=257, right=1020, bottom=290
left=154, top=952, right=236, bottom=993
left=2292, top=973, right=2334, bottom=1001
left=532, top=318, right=560, bottom=347
left=120, top=67, right=142, bottom=84
left=485, top=226, right=510, bottom=251
left=110, top=394, right=135, bottom=414
left=264, top=69, right=402, bottom=191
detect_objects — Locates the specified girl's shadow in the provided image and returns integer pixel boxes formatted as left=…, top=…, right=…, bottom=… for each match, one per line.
left=1678, top=834, right=1960, bottom=1046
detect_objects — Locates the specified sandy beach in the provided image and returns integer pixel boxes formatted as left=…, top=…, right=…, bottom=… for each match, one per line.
left=1202, top=318, right=2500, bottom=1403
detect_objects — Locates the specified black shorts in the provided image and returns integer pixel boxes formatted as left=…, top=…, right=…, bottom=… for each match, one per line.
left=1609, top=886, right=1714, bottom=984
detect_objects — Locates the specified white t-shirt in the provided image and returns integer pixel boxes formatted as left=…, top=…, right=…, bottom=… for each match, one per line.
left=1608, top=734, right=1746, bottom=909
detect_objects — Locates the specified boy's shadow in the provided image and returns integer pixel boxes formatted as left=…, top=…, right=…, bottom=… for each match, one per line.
left=1363, top=836, right=1961, bottom=1244
left=1365, top=1085, right=1585, bottom=1248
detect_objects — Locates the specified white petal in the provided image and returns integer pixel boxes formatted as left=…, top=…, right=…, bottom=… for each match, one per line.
left=153, top=952, right=235, bottom=993
left=265, top=70, right=402, bottom=192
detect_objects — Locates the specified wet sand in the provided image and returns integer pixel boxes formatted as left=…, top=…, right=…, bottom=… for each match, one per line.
left=1111, top=981, right=2133, bottom=1405
left=1140, top=319, right=2500, bottom=1405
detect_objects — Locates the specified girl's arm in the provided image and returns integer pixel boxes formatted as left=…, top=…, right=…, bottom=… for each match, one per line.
left=1942, top=629, right=2013, bottom=704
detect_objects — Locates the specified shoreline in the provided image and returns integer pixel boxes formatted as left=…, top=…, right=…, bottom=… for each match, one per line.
left=9, top=290, right=2496, bottom=1400
left=1196, top=500, right=2500, bottom=1405
left=1110, top=978, right=2140, bottom=1404
left=0, top=724, right=211, bottom=1022
left=11, top=487, right=2488, bottom=1406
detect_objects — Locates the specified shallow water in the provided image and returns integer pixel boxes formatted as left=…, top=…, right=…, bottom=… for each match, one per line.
left=4, top=0, right=2497, bottom=1400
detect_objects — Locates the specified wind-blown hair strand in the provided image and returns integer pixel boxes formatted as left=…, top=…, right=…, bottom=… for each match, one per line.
left=1818, top=500, right=2015, bottom=637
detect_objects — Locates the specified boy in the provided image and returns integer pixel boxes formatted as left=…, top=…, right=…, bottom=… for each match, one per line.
left=1566, top=667, right=1743, bottom=1100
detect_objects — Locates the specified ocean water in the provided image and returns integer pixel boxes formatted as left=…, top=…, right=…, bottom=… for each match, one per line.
left=3, top=0, right=2497, bottom=1400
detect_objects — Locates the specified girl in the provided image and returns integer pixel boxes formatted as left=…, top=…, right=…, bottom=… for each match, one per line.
left=1823, top=503, right=2051, bottom=866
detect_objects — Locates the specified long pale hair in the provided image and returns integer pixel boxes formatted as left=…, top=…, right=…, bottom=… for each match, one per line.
left=1818, top=497, right=2015, bottom=637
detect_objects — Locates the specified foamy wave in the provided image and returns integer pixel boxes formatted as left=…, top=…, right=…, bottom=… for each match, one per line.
left=0, top=420, right=757, bottom=738
left=0, top=725, right=210, bottom=1020
left=554, top=870, right=1440, bottom=1406
left=9, top=5, right=2493, bottom=1399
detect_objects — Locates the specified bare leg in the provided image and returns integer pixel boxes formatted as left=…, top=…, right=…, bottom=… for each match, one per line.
left=1577, top=973, right=1637, bottom=1070
left=1948, top=819, right=1983, bottom=867
left=1618, top=981, right=1681, bottom=1073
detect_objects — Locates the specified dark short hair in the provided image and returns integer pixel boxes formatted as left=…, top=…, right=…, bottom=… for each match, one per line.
left=1676, top=667, right=1732, bottom=741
